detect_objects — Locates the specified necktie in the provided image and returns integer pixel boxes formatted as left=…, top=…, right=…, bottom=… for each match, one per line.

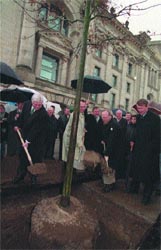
left=30, top=107, right=35, bottom=114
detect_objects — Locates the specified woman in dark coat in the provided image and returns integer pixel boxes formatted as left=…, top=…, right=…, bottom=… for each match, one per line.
left=130, top=99, right=160, bottom=205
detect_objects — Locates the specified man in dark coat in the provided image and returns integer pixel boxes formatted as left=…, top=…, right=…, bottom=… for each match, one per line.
left=84, top=106, right=103, bottom=155
left=13, top=93, right=50, bottom=184
left=130, top=99, right=160, bottom=205
left=58, top=106, right=70, bottom=160
left=101, top=110, right=121, bottom=192
left=0, top=104, right=8, bottom=159
left=7, top=102, right=24, bottom=156
left=114, top=109, right=127, bottom=179
left=44, top=106, right=58, bottom=159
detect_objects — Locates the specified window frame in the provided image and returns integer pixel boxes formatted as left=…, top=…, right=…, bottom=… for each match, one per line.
left=112, top=74, right=117, bottom=88
left=40, top=53, right=59, bottom=83
left=126, top=82, right=131, bottom=93
left=113, top=53, right=119, bottom=68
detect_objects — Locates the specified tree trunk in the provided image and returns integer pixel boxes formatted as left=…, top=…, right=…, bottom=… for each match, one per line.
left=60, top=0, right=91, bottom=207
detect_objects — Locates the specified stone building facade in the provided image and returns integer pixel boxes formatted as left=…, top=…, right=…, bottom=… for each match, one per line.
left=1, top=0, right=161, bottom=111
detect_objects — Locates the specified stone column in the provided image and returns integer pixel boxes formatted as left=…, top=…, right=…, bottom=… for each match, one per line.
left=17, top=2, right=36, bottom=69
left=119, top=55, right=127, bottom=108
left=139, top=63, right=145, bottom=98
left=35, top=46, right=43, bottom=78
left=59, top=59, right=68, bottom=86
left=102, top=44, right=113, bottom=108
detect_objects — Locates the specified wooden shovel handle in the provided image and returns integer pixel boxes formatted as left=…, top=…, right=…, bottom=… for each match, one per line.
left=16, top=128, right=33, bottom=165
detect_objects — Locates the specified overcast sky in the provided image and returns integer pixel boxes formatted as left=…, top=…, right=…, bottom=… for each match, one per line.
left=114, top=0, right=161, bottom=41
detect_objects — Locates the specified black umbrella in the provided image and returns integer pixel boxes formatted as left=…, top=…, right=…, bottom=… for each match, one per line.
left=0, top=88, right=33, bottom=102
left=0, top=62, right=24, bottom=85
left=71, top=75, right=112, bottom=94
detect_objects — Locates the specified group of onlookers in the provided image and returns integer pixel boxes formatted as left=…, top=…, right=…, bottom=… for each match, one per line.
left=62, top=99, right=160, bottom=205
left=0, top=96, right=160, bottom=205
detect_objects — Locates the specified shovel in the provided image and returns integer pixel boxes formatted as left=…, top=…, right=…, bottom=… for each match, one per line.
left=16, top=128, right=47, bottom=175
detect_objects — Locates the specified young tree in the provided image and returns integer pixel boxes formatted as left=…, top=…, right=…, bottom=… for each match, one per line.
left=60, top=0, right=91, bottom=207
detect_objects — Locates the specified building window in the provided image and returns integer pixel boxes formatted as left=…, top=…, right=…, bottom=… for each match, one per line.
left=112, top=75, right=117, bottom=88
left=40, top=54, right=59, bottom=82
left=38, top=3, right=69, bottom=36
left=113, top=54, right=119, bottom=68
left=126, top=82, right=131, bottom=93
left=95, top=49, right=102, bottom=58
left=39, top=1, right=49, bottom=21
left=125, top=98, right=129, bottom=111
left=128, top=63, right=132, bottom=75
left=48, top=14, right=61, bottom=31
left=110, top=93, right=116, bottom=109
left=93, top=66, right=100, bottom=77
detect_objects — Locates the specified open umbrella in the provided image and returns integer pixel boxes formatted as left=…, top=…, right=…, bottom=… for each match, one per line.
left=149, top=101, right=161, bottom=115
left=112, top=108, right=126, bottom=116
left=71, top=75, right=112, bottom=94
left=0, top=88, right=33, bottom=102
left=0, top=62, right=24, bottom=85
left=1, top=86, right=47, bottom=104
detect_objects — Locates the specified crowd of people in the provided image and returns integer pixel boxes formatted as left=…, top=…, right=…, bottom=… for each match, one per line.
left=0, top=95, right=160, bottom=205
left=62, top=99, right=160, bottom=205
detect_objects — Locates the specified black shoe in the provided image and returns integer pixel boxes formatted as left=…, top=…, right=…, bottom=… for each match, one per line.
left=102, top=185, right=111, bottom=193
left=13, top=175, right=24, bottom=184
left=155, top=189, right=161, bottom=196
left=110, top=183, right=117, bottom=191
left=128, top=187, right=139, bottom=194
left=142, top=196, right=151, bottom=205
left=31, top=175, right=37, bottom=185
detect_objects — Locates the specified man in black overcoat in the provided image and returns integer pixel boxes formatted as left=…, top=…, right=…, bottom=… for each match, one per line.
left=58, top=106, right=70, bottom=160
left=101, top=110, right=121, bottom=192
left=130, top=99, right=160, bottom=205
left=13, top=93, right=50, bottom=184
left=7, top=102, right=24, bottom=156
left=0, top=104, right=8, bottom=159
left=84, top=106, right=103, bottom=155
left=114, top=109, right=127, bottom=179
left=44, top=106, right=58, bottom=159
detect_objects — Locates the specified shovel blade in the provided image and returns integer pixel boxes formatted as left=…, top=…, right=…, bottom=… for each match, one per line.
left=27, top=163, right=47, bottom=175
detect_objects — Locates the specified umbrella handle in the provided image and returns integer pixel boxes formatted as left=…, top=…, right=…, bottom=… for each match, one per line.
left=16, top=128, right=33, bottom=165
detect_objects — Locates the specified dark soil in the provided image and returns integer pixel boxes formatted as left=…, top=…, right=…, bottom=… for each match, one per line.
left=1, top=156, right=160, bottom=250
left=136, top=213, right=161, bottom=250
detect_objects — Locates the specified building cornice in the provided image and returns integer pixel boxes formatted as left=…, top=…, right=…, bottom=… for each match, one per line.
left=36, top=29, right=73, bottom=55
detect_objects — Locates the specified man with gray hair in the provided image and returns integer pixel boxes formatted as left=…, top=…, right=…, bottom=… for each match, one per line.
left=13, top=93, right=50, bottom=184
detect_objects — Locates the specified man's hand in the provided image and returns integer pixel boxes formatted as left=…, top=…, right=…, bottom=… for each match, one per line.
left=22, top=140, right=30, bottom=148
left=130, top=141, right=134, bottom=151
left=14, top=126, right=19, bottom=132
left=104, top=156, right=109, bottom=162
